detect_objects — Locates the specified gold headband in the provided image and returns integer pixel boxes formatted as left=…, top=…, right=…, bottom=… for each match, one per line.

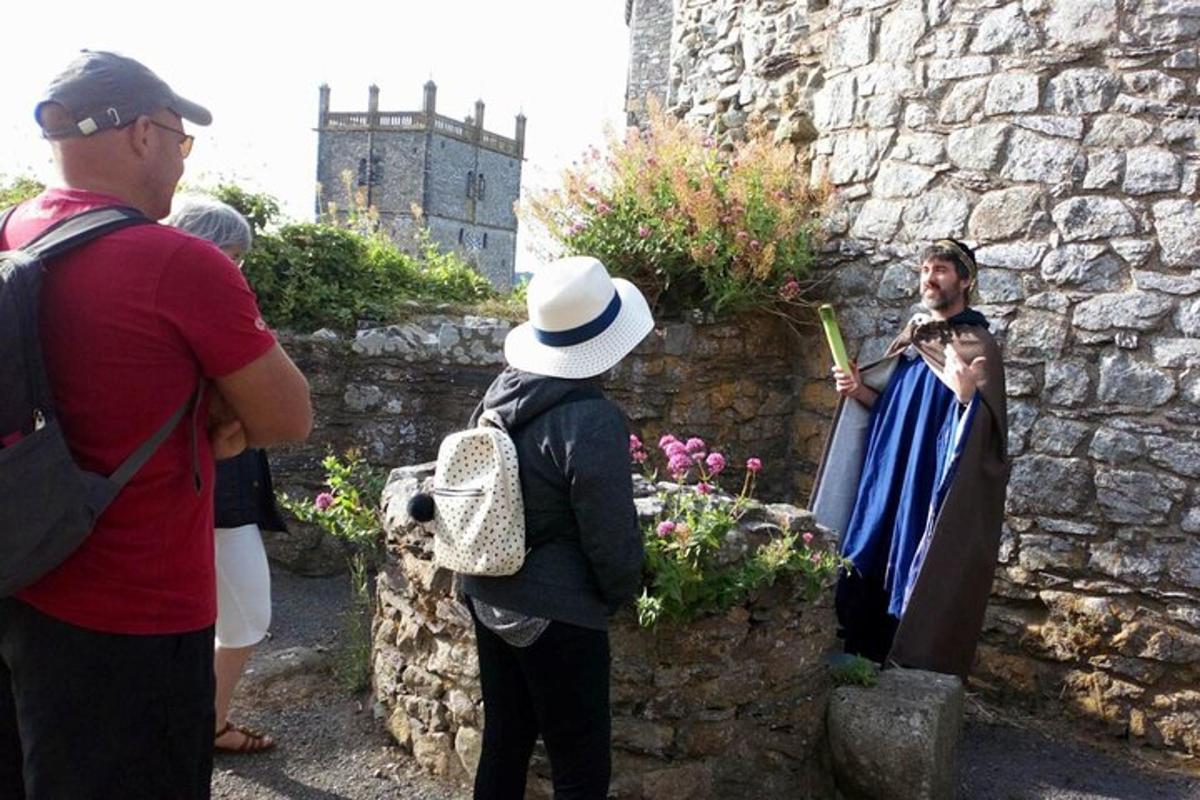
left=932, top=239, right=976, bottom=280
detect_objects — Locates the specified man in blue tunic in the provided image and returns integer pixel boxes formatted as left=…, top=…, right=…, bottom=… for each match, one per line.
left=812, top=239, right=1010, bottom=677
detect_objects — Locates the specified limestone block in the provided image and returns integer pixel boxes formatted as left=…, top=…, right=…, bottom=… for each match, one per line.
left=873, top=161, right=937, bottom=198
left=1013, top=115, right=1084, bottom=139
left=1175, top=298, right=1200, bottom=336
left=1029, top=416, right=1092, bottom=456
left=1084, top=115, right=1154, bottom=148
left=831, top=14, right=873, bottom=68
left=1089, top=426, right=1144, bottom=464
left=976, top=268, right=1025, bottom=303
left=1006, top=455, right=1093, bottom=515
left=1046, top=68, right=1121, bottom=115
left=1094, top=467, right=1186, bottom=523
left=1000, top=129, right=1080, bottom=183
left=1052, top=197, right=1137, bottom=242
left=1145, top=435, right=1200, bottom=478
left=1045, top=359, right=1092, bottom=407
left=1124, top=146, right=1183, bottom=195
left=984, top=73, right=1040, bottom=115
left=1040, top=244, right=1125, bottom=291
left=969, top=186, right=1041, bottom=240
left=1098, top=351, right=1177, bottom=407
left=901, top=188, right=971, bottom=240
left=454, top=726, right=482, bottom=777
left=1082, top=150, right=1124, bottom=190
left=878, top=6, right=927, bottom=62
left=813, top=73, right=858, bottom=130
left=1007, top=400, right=1038, bottom=456
left=1019, top=534, right=1086, bottom=571
left=1074, top=292, right=1173, bottom=332
left=828, top=669, right=964, bottom=800
left=1045, top=0, right=1118, bottom=50
left=975, top=241, right=1047, bottom=270
left=890, top=133, right=947, bottom=165
left=852, top=199, right=905, bottom=240
left=948, top=123, right=1010, bottom=171
left=971, top=4, right=1039, bottom=54
left=938, top=77, right=990, bottom=123
left=1153, top=201, right=1200, bottom=267
left=1006, top=309, right=1070, bottom=359
left=1135, top=272, right=1200, bottom=295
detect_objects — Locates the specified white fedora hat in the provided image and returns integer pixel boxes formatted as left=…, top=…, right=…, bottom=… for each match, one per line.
left=505, top=256, right=654, bottom=379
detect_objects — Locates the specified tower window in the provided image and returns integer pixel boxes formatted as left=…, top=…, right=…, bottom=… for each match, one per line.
left=357, top=157, right=368, bottom=187
left=458, top=228, right=464, bottom=244
left=483, top=232, right=488, bottom=249
left=477, top=173, right=486, bottom=201
left=466, top=171, right=475, bottom=199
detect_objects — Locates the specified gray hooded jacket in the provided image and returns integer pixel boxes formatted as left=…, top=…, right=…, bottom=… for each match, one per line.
left=459, top=367, right=644, bottom=630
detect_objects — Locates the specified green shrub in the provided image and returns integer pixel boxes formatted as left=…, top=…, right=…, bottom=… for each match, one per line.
left=0, top=175, right=45, bottom=207
left=525, top=105, right=826, bottom=322
left=209, top=183, right=281, bottom=237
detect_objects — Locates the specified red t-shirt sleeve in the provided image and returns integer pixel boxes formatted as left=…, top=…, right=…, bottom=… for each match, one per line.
left=154, top=236, right=278, bottom=377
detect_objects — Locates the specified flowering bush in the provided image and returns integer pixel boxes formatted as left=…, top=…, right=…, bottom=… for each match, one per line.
left=278, top=450, right=388, bottom=691
left=631, top=433, right=841, bottom=627
left=525, top=105, right=825, bottom=321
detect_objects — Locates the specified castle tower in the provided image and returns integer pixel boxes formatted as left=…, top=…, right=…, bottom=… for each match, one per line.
left=315, top=82, right=524, bottom=290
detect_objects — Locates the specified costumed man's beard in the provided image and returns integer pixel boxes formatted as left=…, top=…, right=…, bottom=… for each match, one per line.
left=921, top=282, right=963, bottom=311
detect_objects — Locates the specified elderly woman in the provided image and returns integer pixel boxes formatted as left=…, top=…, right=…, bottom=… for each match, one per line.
left=167, top=196, right=284, bottom=754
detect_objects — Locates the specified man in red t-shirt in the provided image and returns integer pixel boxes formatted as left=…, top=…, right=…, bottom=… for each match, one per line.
left=0, top=51, right=312, bottom=799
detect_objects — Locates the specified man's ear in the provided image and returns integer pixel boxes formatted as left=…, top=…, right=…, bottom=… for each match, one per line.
left=126, top=116, right=154, bottom=159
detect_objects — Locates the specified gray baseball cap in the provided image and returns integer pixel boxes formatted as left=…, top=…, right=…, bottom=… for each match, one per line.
left=35, top=50, right=212, bottom=139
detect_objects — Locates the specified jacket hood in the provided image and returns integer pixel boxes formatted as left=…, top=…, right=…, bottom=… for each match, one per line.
left=479, top=367, right=602, bottom=430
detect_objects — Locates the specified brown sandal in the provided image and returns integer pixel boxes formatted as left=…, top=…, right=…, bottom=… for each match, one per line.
left=214, top=721, right=275, bottom=754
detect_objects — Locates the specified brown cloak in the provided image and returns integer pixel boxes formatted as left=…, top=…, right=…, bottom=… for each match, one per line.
left=810, top=313, right=1010, bottom=678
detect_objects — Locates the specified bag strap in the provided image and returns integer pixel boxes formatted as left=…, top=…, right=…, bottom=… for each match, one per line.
left=18, top=205, right=149, bottom=261
left=108, top=384, right=202, bottom=492
left=3, top=205, right=151, bottom=418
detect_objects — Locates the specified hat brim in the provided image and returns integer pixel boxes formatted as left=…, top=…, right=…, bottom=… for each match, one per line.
left=169, top=93, right=212, bottom=126
left=504, top=278, right=654, bottom=379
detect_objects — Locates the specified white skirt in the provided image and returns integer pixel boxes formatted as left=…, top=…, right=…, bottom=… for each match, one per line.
left=214, top=523, right=272, bottom=648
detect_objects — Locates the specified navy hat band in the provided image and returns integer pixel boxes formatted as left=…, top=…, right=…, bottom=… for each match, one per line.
left=533, top=291, right=622, bottom=348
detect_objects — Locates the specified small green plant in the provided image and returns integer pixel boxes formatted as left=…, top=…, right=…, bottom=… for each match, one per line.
left=209, top=183, right=281, bottom=237
left=279, top=450, right=387, bottom=692
left=631, top=434, right=842, bottom=627
left=829, top=655, right=879, bottom=688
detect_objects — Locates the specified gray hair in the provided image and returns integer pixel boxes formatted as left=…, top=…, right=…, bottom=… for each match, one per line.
left=166, top=195, right=253, bottom=254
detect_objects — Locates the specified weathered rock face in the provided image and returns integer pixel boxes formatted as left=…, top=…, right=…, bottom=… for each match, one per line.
left=269, top=314, right=832, bottom=573
left=626, top=0, right=1200, bottom=759
left=374, top=464, right=840, bottom=798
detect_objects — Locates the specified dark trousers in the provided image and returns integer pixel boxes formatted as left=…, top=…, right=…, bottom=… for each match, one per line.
left=472, top=609, right=611, bottom=800
left=0, top=598, right=215, bottom=800
left=835, top=570, right=900, bottom=665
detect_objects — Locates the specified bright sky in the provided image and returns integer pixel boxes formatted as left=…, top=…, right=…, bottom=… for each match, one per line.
left=0, top=1, right=631, bottom=274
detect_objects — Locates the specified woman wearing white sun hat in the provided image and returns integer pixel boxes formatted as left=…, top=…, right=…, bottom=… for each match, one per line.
left=461, top=255, right=653, bottom=800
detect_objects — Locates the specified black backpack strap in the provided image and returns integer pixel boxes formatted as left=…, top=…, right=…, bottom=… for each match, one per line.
left=5, top=205, right=150, bottom=422
left=19, top=205, right=148, bottom=261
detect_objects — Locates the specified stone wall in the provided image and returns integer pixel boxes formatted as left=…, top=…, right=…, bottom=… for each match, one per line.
left=626, top=0, right=1200, bottom=756
left=373, top=464, right=839, bottom=798
left=267, top=313, right=828, bottom=573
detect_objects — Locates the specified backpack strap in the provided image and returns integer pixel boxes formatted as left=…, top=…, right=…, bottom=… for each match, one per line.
left=478, top=409, right=507, bottom=432
left=108, top=385, right=201, bottom=492
left=18, top=205, right=148, bottom=261
left=5, top=205, right=151, bottom=420
left=0, top=206, right=16, bottom=240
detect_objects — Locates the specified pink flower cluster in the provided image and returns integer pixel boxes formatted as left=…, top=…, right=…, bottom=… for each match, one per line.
left=629, top=434, right=648, bottom=465
left=651, top=432, right=761, bottom=493
left=314, top=492, right=334, bottom=512
left=778, top=275, right=801, bottom=301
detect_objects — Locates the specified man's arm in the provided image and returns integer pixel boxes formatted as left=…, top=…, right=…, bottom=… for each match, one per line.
left=213, top=344, right=312, bottom=448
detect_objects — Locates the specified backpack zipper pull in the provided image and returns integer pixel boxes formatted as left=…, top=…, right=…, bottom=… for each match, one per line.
left=33, top=410, right=45, bottom=431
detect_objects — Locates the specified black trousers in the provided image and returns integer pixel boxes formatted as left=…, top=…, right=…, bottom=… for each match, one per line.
left=471, top=609, right=611, bottom=800
left=835, top=570, right=900, bottom=665
left=0, top=598, right=215, bottom=800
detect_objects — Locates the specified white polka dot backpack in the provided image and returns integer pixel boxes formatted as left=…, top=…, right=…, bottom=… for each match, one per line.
left=423, top=409, right=526, bottom=576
